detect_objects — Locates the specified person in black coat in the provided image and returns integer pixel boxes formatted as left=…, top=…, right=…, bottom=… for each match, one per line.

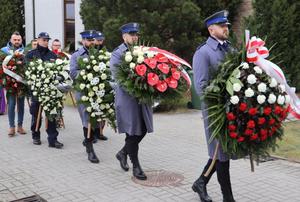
left=26, top=32, right=63, bottom=149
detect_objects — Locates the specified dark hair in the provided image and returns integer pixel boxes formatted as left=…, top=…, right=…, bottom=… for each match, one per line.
left=12, top=31, right=20, bottom=36
left=31, top=39, right=37, bottom=42
left=53, top=39, right=60, bottom=42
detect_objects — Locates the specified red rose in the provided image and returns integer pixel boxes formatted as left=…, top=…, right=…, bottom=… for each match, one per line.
left=245, top=129, right=253, bottom=136
left=228, top=124, right=236, bottom=131
left=269, top=118, right=276, bottom=125
left=258, top=117, right=266, bottom=125
left=274, top=105, right=282, bottom=114
left=155, top=80, right=168, bottom=92
left=135, top=64, right=147, bottom=76
left=250, top=134, right=258, bottom=140
left=157, top=63, right=170, bottom=74
left=264, top=107, right=272, bottom=115
left=144, top=58, right=157, bottom=69
left=271, top=127, right=277, bottom=133
left=239, top=102, right=248, bottom=111
left=171, top=68, right=181, bottom=80
left=247, top=120, right=255, bottom=128
left=260, top=129, right=268, bottom=136
left=155, top=53, right=169, bottom=63
left=147, top=73, right=159, bottom=86
left=237, top=137, right=245, bottom=142
left=226, top=112, right=236, bottom=121
left=260, top=134, right=267, bottom=141
left=229, top=132, right=238, bottom=139
left=248, top=108, right=257, bottom=116
left=166, top=78, right=178, bottom=89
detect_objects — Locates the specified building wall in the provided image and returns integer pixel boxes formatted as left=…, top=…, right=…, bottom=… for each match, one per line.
left=75, top=0, right=84, bottom=49
left=25, top=0, right=65, bottom=47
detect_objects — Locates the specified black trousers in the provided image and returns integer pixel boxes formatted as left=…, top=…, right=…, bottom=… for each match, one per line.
left=202, top=159, right=233, bottom=197
left=30, top=99, right=58, bottom=144
left=123, top=133, right=146, bottom=162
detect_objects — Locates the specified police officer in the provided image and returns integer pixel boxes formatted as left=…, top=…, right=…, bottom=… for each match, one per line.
left=110, top=23, right=153, bottom=180
left=192, top=11, right=235, bottom=202
left=26, top=32, right=63, bottom=149
left=70, top=30, right=103, bottom=163
left=94, top=31, right=105, bottom=51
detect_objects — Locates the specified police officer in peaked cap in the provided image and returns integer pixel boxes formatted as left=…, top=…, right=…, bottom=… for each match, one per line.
left=192, top=10, right=236, bottom=202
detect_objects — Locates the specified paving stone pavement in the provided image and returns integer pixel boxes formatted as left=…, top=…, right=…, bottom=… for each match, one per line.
left=0, top=106, right=300, bottom=202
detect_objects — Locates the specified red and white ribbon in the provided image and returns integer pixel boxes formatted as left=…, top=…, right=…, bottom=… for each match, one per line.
left=245, top=30, right=300, bottom=119
left=149, top=47, right=192, bottom=86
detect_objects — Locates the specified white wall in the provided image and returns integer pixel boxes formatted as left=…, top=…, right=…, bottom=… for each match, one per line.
left=34, top=0, right=65, bottom=47
left=24, top=0, right=64, bottom=47
left=75, top=0, right=84, bottom=49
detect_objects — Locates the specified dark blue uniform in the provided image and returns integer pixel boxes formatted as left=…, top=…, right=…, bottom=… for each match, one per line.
left=26, top=45, right=59, bottom=145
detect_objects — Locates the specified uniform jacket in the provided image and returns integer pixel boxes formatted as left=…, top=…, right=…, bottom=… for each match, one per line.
left=193, top=36, right=231, bottom=162
left=109, top=43, right=153, bottom=136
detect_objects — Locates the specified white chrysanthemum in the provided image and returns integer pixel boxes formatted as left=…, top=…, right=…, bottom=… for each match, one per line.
left=105, top=104, right=110, bottom=109
left=96, top=98, right=102, bottom=104
left=90, top=77, right=99, bottom=85
left=285, top=95, right=291, bottom=104
left=43, top=106, right=48, bottom=111
left=241, top=62, right=249, bottom=69
left=37, top=65, right=43, bottom=71
left=245, top=88, right=255, bottom=97
left=279, top=84, right=286, bottom=92
left=91, top=113, right=96, bottom=117
left=106, top=61, right=110, bottom=66
left=233, top=83, right=242, bottom=92
left=98, top=55, right=104, bottom=60
left=253, top=66, right=263, bottom=74
left=36, top=82, right=41, bottom=87
left=137, top=56, right=144, bottom=64
left=93, top=65, right=100, bottom=72
left=81, top=96, right=88, bottom=101
left=277, top=95, right=285, bottom=105
left=269, top=78, right=278, bottom=88
left=31, top=75, right=36, bottom=80
left=125, top=54, right=133, bottom=62
left=29, top=62, right=34, bottom=67
left=88, top=91, right=95, bottom=97
left=230, top=95, right=239, bottom=105
left=92, top=86, right=98, bottom=92
left=87, top=73, right=93, bottom=81
left=105, top=52, right=111, bottom=57
left=100, top=104, right=106, bottom=110
left=101, top=73, right=107, bottom=80
left=92, top=60, right=97, bottom=65
left=257, top=95, right=266, bottom=104
left=257, top=83, right=267, bottom=93
left=79, top=83, right=85, bottom=90
left=96, top=90, right=105, bottom=97
left=32, top=91, right=37, bottom=96
left=90, top=55, right=95, bottom=60
left=86, top=107, right=92, bottom=112
left=108, top=109, right=114, bottom=114
left=132, top=49, right=139, bottom=56
left=37, top=59, right=43, bottom=64
left=83, top=58, right=89, bottom=63
left=99, top=83, right=105, bottom=89
left=99, top=62, right=106, bottom=70
left=268, top=93, right=277, bottom=104
left=125, top=51, right=132, bottom=56
left=247, top=74, right=257, bottom=84
left=130, top=62, right=136, bottom=69
left=41, top=74, right=46, bottom=79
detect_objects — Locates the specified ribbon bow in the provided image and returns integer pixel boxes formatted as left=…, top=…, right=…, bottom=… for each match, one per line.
left=245, top=30, right=300, bottom=119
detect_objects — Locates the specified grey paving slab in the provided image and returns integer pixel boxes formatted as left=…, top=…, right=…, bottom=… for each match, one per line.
left=0, top=106, right=300, bottom=202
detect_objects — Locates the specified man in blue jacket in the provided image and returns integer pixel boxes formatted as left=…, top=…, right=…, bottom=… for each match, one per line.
left=192, top=11, right=235, bottom=202
left=1, top=31, right=26, bottom=136
left=26, top=32, right=63, bottom=149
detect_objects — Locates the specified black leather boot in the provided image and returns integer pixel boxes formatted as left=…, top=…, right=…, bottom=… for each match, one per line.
left=116, top=148, right=129, bottom=171
left=192, top=175, right=212, bottom=202
left=86, top=140, right=99, bottom=163
left=94, top=127, right=108, bottom=141
left=130, top=155, right=147, bottom=180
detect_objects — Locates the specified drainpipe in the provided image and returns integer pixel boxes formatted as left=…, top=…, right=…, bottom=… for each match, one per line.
left=32, top=0, right=36, bottom=38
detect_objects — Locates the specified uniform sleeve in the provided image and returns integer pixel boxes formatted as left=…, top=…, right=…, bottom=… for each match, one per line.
left=192, top=48, right=210, bottom=96
left=70, top=53, right=79, bottom=80
left=109, top=49, right=121, bottom=81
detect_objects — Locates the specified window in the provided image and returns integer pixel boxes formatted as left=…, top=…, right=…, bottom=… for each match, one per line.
left=64, top=0, right=75, bottom=52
